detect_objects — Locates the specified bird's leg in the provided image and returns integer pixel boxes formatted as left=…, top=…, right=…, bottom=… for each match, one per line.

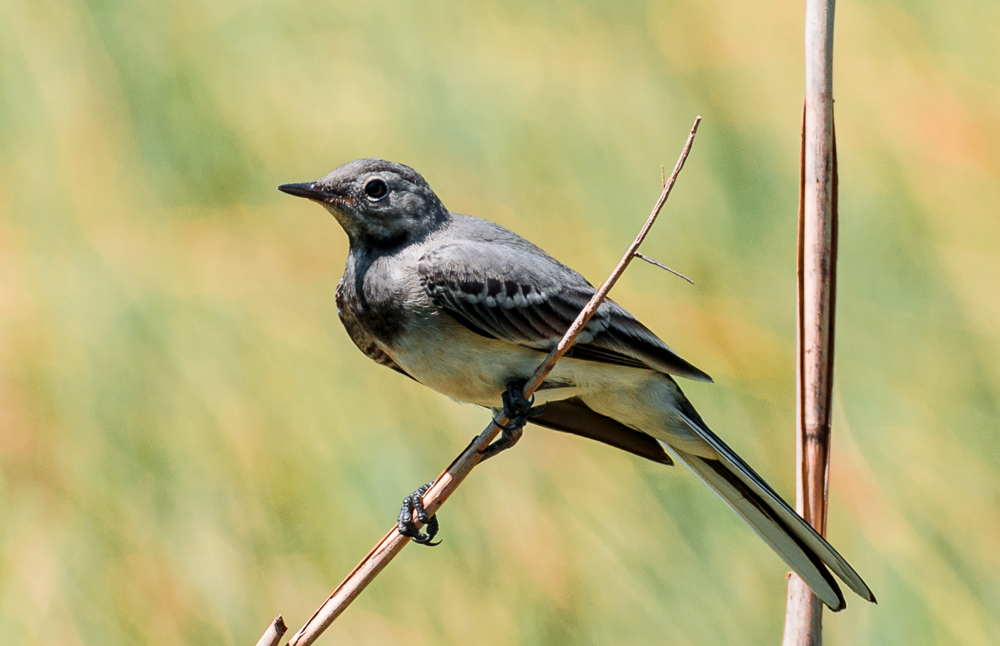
left=397, top=481, right=441, bottom=546
left=399, top=382, right=542, bottom=544
left=481, top=380, right=546, bottom=461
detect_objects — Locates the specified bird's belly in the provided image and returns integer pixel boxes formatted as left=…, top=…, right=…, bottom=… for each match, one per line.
left=387, top=323, right=550, bottom=407
left=382, top=316, right=666, bottom=412
left=389, top=319, right=716, bottom=456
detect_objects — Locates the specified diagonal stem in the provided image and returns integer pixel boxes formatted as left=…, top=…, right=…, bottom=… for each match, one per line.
left=254, top=616, right=287, bottom=646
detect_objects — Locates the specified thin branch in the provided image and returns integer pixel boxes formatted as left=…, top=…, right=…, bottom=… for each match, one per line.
left=254, top=616, right=287, bottom=646
left=782, top=0, right=838, bottom=643
left=633, top=251, right=694, bottom=284
left=267, top=116, right=702, bottom=646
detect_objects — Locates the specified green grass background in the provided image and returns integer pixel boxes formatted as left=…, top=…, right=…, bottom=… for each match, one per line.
left=2, top=0, right=999, bottom=643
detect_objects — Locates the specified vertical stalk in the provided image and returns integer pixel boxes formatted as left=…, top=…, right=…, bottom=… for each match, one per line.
left=782, top=0, right=838, bottom=644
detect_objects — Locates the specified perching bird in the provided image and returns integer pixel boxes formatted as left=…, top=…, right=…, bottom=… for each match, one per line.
left=278, top=158, right=875, bottom=611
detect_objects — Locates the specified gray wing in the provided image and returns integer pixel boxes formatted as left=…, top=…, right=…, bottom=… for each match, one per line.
left=336, top=278, right=416, bottom=381
left=417, top=241, right=712, bottom=382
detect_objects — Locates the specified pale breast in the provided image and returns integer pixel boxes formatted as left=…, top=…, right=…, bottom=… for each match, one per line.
left=386, top=312, right=548, bottom=407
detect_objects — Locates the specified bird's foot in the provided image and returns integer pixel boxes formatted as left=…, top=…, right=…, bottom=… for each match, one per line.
left=482, top=380, right=546, bottom=461
left=397, top=481, right=441, bottom=546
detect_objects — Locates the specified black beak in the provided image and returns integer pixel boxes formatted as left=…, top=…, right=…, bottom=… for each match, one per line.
left=277, top=182, right=328, bottom=200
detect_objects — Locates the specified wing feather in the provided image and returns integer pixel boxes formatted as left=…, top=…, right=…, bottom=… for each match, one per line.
left=418, top=242, right=711, bottom=381
left=530, top=397, right=673, bottom=465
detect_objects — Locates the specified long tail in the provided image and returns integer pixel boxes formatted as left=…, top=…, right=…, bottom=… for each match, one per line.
left=664, top=416, right=876, bottom=611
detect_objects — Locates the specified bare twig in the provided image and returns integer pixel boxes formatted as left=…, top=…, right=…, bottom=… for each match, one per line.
left=633, top=252, right=694, bottom=284
left=255, top=616, right=287, bottom=646
left=782, top=1, right=839, bottom=644
left=266, top=116, right=702, bottom=646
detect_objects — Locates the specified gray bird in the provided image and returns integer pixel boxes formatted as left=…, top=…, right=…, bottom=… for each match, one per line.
left=278, top=158, right=875, bottom=611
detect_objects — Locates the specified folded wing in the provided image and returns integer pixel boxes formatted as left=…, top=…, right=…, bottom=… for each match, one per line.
left=418, top=242, right=711, bottom=382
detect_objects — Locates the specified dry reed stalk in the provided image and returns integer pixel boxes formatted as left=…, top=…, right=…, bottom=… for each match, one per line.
left=782, top=0, right=839, bottom=643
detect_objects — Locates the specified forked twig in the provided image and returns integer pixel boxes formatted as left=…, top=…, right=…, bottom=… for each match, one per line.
left=634, top=251, right=694, bottom=284
left=258, top=116, right=702, bottom=646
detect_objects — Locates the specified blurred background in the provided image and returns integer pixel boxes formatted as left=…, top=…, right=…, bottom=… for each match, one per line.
left=1, top=0, right=998, bottom=643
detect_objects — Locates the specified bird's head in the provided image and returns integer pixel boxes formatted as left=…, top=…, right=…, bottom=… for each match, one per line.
left=278, top=159, right=449, bottom=248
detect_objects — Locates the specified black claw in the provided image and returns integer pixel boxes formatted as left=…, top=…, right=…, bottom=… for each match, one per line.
left=527, top=402, right=547, bottom=417
left=482, top=380, right=545, bottom=461
left=418, top=515, right=440, bottom=545
left=397, top=481, right=441, bottom=546
left=502, top=380, right=535, bottom=418
left=494, top=414, right=527, bottom=432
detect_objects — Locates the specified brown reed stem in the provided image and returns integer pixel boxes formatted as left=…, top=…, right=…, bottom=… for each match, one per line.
left=782, top=0, right=839, bottom=643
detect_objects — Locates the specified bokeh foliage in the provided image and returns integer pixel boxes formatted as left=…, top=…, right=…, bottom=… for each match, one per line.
left=1, top=0, right=999, bottom=643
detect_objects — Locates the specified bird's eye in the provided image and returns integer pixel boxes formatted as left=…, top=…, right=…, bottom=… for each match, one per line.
left=364, top=178, right=389, bottom=200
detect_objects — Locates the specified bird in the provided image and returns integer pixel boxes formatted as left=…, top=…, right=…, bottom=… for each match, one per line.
left=277, top=158, right=876, bottom=611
